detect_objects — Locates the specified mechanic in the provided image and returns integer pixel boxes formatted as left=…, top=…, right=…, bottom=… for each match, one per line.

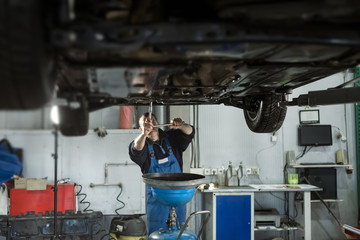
left=128, top=112, right=195, bottom=235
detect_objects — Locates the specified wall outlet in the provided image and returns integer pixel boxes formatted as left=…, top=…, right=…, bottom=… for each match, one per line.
left=211, top=168, right=218, bottom=175
left=204, top=168, right=211, bottom=175
left=246, top=167, right=259, bottom=175
left=251, top=167, right=260, bottom=175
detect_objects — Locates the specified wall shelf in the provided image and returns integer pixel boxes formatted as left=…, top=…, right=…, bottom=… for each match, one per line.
left=288, top=164, right=352, bottom=168
left=296, top=199, right=344, bottom=203
left=254, top=223, right=300, bottom=232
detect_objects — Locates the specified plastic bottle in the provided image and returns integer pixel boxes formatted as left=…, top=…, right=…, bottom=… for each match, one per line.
left=225, top=161, right=238, bottom=187
left=217, top=166, right=226, bottom=186
left=237, top=162, right=244, bottom=186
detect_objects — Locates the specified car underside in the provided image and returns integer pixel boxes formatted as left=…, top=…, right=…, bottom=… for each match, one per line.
left=1, top=0, right=360, bottom=135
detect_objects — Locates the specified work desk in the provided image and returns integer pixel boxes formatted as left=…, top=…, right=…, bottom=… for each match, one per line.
left=200, top=184, right=321, bottom=240
left=201, top=184, right=321, bottom=193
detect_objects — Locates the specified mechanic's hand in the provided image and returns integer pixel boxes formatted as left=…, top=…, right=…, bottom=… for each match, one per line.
left=170, top=118, right=184, bottom=129
left=142, top=117, right=154, bottom=136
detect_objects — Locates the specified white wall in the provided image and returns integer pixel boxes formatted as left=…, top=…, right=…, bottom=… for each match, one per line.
left=0, top=129, right=145, bottom=215
left=194, top=72, right=358, bottom=239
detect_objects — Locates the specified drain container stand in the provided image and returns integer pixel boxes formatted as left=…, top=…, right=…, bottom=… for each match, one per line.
left=142, top=173, right=210, bottom=240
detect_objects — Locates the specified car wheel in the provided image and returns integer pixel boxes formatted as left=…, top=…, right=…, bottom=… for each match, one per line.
left=59, top=95, right=89, bottom=137
left=243, top=94, right=287, bottom=133
left=0, top=0, right=55, bottom=109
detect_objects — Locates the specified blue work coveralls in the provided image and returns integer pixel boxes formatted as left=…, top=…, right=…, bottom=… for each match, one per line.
left=146, top=138, right=186, bottom=234
left=129, top=128, right=195, bottom=235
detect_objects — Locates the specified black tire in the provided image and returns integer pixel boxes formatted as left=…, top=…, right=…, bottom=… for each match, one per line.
left=244, top=94, right=287, bottom=133
left=59, top=95, right=89, bottom=137
left=0, top=0, right=54, bottom=109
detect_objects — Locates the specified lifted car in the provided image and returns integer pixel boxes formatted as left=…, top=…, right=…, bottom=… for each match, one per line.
left=1, top=0, right=360, bottom=136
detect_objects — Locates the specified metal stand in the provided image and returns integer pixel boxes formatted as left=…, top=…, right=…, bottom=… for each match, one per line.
left=177, top=210, right=211, bottom=240
left=51, top=125, right=59, bottom=239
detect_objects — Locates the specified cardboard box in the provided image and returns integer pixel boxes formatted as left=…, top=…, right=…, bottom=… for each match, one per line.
left=14, top=178, right=27, bottom=189
left=26, top=179, right=47, bottom=191
left=14, top=178, right=47, bottom=190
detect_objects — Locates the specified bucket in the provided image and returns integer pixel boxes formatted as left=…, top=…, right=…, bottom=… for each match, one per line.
left=110, top=216, right=147, bottom=240
left=287, top=173, right=298, bottom=185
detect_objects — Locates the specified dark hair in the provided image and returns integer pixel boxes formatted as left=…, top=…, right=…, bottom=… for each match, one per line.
left=139, top=112, right=158, bottom=125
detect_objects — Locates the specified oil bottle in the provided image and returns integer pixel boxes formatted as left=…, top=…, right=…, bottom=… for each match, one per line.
left=225, top=161, right=238, bottom=187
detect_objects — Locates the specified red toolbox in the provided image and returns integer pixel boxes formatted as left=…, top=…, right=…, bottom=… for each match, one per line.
left=10, top=184, right=75, bottom=216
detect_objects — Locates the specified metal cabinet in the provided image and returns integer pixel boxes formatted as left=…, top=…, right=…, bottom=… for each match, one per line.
left=203, top=192, right=254, bottom=240
left=200, top=185, right=321, bottom=240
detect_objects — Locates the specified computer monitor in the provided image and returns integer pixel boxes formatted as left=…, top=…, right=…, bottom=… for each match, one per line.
left=298, top=124, right=332, bottom=146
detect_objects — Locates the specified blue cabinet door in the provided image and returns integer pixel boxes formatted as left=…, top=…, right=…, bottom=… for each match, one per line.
left=216, top=195, right=252, bottom=239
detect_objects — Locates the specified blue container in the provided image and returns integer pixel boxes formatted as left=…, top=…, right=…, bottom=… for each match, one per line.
left=149, top=228, right=197, bottom=240
left=152, top=187, right=195, bottom=206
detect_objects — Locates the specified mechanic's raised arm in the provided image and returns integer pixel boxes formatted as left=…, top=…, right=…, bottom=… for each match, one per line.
left=134, top=117, right=153, bottom=150
left=170, top=118, right=193, bottom=135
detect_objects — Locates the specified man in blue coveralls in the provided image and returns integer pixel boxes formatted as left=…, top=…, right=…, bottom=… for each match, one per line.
left=129, top=112, right=195, bottom=235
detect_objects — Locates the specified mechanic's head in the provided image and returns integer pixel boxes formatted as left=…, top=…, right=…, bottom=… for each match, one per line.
left=139, top=112, right=158, bottom=126
left=139, top=112, right=159, bottom=140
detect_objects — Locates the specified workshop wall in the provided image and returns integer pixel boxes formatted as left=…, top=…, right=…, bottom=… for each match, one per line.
left=195, top=71, right=358, bottom=239
left=0, top=71, right=358, bottom=239
left=284, top=72, right=358, bottom=240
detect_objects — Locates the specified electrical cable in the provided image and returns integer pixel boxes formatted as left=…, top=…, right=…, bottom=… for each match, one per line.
left=293, top=192, right=299, bottom=218
left=95, top=229, right=106, bottom=236
left=115, top=185, right=126, bottom=215
left=100, top=233, right=117, bottom=240
left=52, top=236, right=64, bottom=240
left=283, top=163, right=289, bottom=182
left=93, top=223, right=105, bottom=235
left=285, top=191, right=288, bottom=217
left=296, top=146, right=307, bottom=159
left=296, top=146, right=313, bottom=160
left=75, top=184, right=93, bottom=213
left=254, top=198, right=264, bottom=209
left=332, top=124, right=350, bottom=164
left=255, top=141, right=276, bottom=167
left=255, top=176, right=286, bottom=202
left=268, top=192, right=286, bottom=202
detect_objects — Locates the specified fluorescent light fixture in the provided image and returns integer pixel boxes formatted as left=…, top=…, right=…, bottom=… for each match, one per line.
left=299, top=109, right=320, bottom=124
left=50, top=105, right=60, bottom=125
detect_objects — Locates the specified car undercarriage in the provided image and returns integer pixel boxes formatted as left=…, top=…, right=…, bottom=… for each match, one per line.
left=1, top=0, right=360, bottom=135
